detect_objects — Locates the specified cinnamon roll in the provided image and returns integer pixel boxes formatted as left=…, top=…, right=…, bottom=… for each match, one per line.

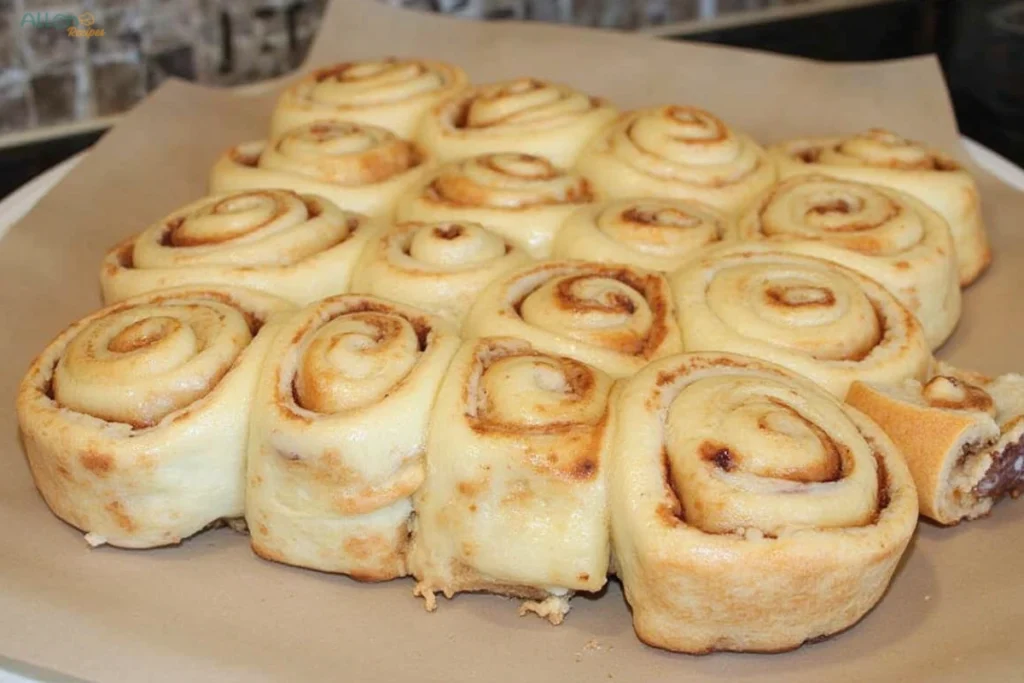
left=552, top=197, right=731, bottom=272
left=210, top=120, right=432, bottom=219
left=415, top=77, right=618, bottom=167
left=270, top=58, right=469, bottom=139
left=100, top=189, right=381, bottom=305
left=671, top=247, right=932, bottom=397
left=246, top=295, right=459, bottom=580
left=847, top=364, right=1024, bottom=525
left=463, top=260, right=683, bottom=379
left=16, top=286, right=294, bottom=549
left=610, top=352, right=917, bottom=653
left=408, top=337, right=615, bottom=624
left=574, top=106, right=777, bottom=214
left=732, top=175, right=961, bottom=349
left=769, top=129, right=990, bottom=286
left=350, top=220, right=532, bottom=324
left=394, top=153, right=597, bottom=258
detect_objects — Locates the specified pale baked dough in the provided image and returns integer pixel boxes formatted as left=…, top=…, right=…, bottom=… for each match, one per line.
left=463, top=260, right=683, bottom=378
left=16, top=286, right=294, bottom=548
left=210, top=120, right=433, bottom=219
left=552, top=197, right=732, bottom=272
left=574, top=105, right=777, bottom=214
left=270, top=58, right=469, bottom=139
left=408, top=337, right=615, bottom=623
left=350, top=220, right=532, bottom=324
left=610, top=351, right=918, bottom=653
left=394, top=152, right=597, bottom=258
left=731, top=175, right=961, bottom=349
left=769, top=129, right=990, bottom=286
left=670, top=246, right=932, bottom=397
left=246, top=295, right=460, bottom=580
left=415, top=77, right=618, bottom=167
left=100, top=189, right=382, bottom=305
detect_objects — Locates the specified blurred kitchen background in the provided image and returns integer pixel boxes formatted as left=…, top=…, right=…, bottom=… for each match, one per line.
left=1, top=0, right=1022, bottom=196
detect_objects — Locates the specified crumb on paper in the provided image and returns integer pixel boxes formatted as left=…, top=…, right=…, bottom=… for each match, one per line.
left=518, top=594, right=570, bottom=625
left=225, top=517, right=249, bottom=534
left=84, top=532, right=107, bottom=547
left=583, top=638, right=602, bottom=652
left=924, top=595, right=932, bottom=601
left=413, top=582, right=438, bottom=612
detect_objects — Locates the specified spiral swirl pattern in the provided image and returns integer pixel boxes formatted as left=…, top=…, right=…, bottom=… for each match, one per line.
left=575, top=106, right=776, bottom=213
left=210, top=121, right=432, bottom=218
left=671, top=248, right=932, bottom=397
left=463, top=261, right=683, bottom=378
left=350, top=220, right=531, bottom=323
left=247, top=295, right=459, bottom=579
left=270, top=58, right=469, bottom=139
left=100, top=190, right=379, bottom=306
left=769, top=128, right=989, bottom=286
left=552, top=198, right=730, bottom=271
left=732, top=175, right=961, bottom=348
left=396, top=153, right=596, bottom=257
left=416, top=78, right=618, bottom=166
left=407, top=337, right=615, bottom=617
left=782, top=128, right=961, bottom=172
left=609, top=351, right=917, bottom=653
left=16, top=286, right=292, bottom=548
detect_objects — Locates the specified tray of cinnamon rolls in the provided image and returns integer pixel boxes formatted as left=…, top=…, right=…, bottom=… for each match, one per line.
left=14, top=56, right=1024, bottom=661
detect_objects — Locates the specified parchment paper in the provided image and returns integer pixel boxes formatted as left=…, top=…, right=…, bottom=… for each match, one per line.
left=1, top=1, right=1022, bottom=681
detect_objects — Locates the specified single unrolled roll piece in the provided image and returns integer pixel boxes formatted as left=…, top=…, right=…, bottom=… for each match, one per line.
left=16, top=286, right=294, bottom=548
left=847, top=364, right=1024, bottom=525
left=671, top=247, right=932, bottom=398
left=395, top=152, right=597, bottom=258
left=415, top=77, right=618, bottom=167
left=731, top=175, right=961, bottom=349
left=210, top=120, right=432, bottom=219
left=768, top=128, right=990, bottom=286
left=574, top=105, right=777, bottom=214
left=463, top=260, right=683, bottom=378
left=246, top=295, right=460, bottom=580
left=552, top=197, right=732, bottom=272
left=270, top=58, right=469, bottom=139
left=350, top=220, right=532, bottom=324
left=610, top=352, right=917, bottom=653
left=100, top=189, right=381, bottom=305
left=408, top=336, right=616, bottom=624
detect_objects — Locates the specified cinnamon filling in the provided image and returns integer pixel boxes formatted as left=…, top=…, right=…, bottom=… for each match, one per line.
left=974, top=436, right=1024, bottom=500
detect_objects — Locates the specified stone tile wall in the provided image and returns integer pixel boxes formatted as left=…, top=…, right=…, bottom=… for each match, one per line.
left=0, top=0, right=812, bottom=134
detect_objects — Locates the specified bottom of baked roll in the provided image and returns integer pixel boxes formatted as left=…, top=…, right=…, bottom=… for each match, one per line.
left=413, top=576, right=573, bottom=626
